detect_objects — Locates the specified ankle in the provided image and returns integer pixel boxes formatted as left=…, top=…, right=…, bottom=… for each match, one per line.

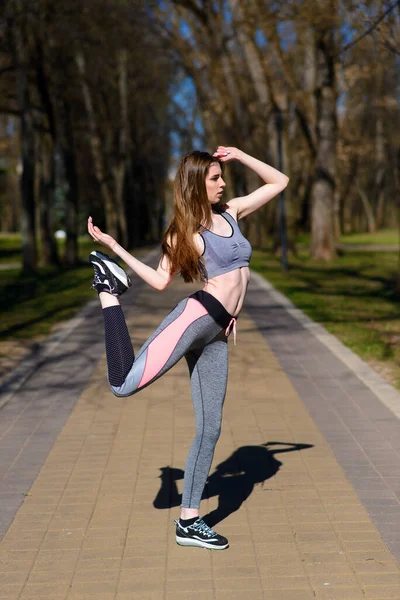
left=180, top=508, right=199, bottom=520
left=99, top=292, right=120, bottom=308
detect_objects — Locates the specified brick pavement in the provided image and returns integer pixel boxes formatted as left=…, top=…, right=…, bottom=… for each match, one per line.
left=1, top=275, right=400, bottom=599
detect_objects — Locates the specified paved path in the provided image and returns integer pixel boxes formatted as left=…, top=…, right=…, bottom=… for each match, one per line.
left=1, top=267, right=400, bottom=599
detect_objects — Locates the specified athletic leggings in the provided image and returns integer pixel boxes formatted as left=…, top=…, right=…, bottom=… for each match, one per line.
left=102, top=290, right=236, bottom=509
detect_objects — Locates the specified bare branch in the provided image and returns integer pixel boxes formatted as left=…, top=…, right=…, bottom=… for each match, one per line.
left=337, top=0, right=400, bottom=56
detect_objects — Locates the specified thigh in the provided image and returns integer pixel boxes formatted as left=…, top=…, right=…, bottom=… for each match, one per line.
left=111, top=297, right=222, bottom=396
left=185, top=331, right=229, bottom=425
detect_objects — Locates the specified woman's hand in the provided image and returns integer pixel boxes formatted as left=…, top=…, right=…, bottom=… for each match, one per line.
left=213, top=146, right=241, bottom=163
left=87, top=216, right=117, bottom=251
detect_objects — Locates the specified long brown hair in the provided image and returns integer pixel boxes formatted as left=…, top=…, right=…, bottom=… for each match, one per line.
left=162, top=151, right=223, bottom=283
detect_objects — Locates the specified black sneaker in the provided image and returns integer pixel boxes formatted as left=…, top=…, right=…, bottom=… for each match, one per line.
left=89, top=251, right=132, bottom=296
left=174, top=518, right=229, bottom=550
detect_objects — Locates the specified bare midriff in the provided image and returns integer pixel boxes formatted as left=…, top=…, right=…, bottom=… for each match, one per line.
left=202, top=267, right=251, bottom=317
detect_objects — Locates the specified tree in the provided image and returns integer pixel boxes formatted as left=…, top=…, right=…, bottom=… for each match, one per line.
left=310, top=2, right=338, bottom=260
left=6, top=0, right=38, bottom=273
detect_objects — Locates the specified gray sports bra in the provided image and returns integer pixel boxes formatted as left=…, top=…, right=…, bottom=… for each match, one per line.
left=199, top=211, right=252, bottom=280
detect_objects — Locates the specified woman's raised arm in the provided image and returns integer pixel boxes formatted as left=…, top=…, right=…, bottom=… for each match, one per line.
left=213, top=146, right=289, bottom=220
left=87, top=216, right=174, bottom=291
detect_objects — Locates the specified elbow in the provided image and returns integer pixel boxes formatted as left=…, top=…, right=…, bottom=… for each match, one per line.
left=276, top=176, right=289, bottom=193
left=148, top=279, right=166, bottom=291
left=156, top=278, right=171, bottom=292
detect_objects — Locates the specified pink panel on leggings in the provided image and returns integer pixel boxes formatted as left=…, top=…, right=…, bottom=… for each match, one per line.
left=138, top=298, right=208, bottom=388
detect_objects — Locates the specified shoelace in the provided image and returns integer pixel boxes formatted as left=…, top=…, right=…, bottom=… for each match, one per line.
left=91, top=269, right=114, bottom=293
left=225, top=317, right=237, bottom=345
left=92, top=271, right=105, bottom=285
left=191, top=519, right=217, bottom=538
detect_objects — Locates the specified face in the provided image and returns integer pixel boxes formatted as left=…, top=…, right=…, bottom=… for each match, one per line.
left=205, top=162, right=226, bottom=204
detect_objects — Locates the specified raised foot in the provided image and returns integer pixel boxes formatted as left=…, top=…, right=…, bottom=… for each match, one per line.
left=89, top=251, right=132, bottom=297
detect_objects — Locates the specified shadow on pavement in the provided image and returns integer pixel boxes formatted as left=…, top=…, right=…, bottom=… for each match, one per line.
left=153, top=441, right=313, bottom=527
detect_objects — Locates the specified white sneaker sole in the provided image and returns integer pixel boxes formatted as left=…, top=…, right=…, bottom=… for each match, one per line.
left=176, top=536, right=228, bottom=550
left=91, top=252, right=130, bottom=288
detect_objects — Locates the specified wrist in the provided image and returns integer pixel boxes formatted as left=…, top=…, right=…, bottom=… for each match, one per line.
left=234, top=148, right=246, bottom=162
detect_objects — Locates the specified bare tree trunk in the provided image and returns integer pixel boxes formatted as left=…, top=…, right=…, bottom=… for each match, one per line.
left=7, top=1, right=38, bottom=272
left=333, top=187, right=341, bottom=239
left=36, top=36, right=59, bottom=266
left=7, top=169, right=20, bottom=233
left=0, top=117, right=10, bottom=232
left=311, top=5, right=337, bottom=260
left=126, top=158, right=139, bottom=248
left=396, top=148, right=400, bottom=294
left=281, top=107, right=297, bottom=254
left=38, top=135, right=59, bottom=266
left=112, top=48, right=129, bottom=249
left=147, top=170, right=161, bottom=243
left=20, top=113, right=37, bottom=273
left=61, top=101, right=79, bottom=265
left=375, top=113, right=386, bottom=228
left=227, top=0, right=277, bottom=161
left=355, top=179, right=376, bottom=233
left=228, top=0, right=269, bottom=105
left=4, top=117, right=21, bottom=232
left=75, top=51, right=118, bottom=239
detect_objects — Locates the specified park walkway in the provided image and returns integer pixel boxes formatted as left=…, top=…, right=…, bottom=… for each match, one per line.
left=1, top=259, right=400, bottom=599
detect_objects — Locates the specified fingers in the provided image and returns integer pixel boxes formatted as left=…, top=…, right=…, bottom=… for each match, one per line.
left=214, top=146, right=231, bottom=159
left=87, top=217, right=95, bottom=237
left=87, top=216, right=112, bottom=250
left=87, top=216, right=101, bottom=242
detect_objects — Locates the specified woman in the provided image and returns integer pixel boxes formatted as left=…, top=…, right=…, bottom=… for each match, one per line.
left=87, top=146, right=289, bottom=550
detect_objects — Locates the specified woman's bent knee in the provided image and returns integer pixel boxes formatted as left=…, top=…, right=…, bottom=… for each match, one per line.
left=109, top=382, right=140, bottom=398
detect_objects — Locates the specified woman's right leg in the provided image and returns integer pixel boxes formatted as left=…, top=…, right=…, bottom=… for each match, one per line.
left=100, top=294, right=223, bottom=397
left=100, top=294, right=135, bottom=387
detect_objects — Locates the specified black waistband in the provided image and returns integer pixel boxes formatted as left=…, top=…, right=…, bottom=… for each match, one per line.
left=190, top=290, right=236, bottom=329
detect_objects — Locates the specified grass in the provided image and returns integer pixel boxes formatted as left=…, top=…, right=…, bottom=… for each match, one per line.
left=296, top=228, right=399, bottom=247
left=0, top=238, right=150, bottom=342
left=251, top=248, right=400, bottom=388
left=1, top=263, right=97, bottom=340
left=340, top=229, right=399, bottom=246
left=0, top=234, right=118, bottom=342
left=0, top=233, right=97, bottom=265
left=0, top=233, right=21, bottom=265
